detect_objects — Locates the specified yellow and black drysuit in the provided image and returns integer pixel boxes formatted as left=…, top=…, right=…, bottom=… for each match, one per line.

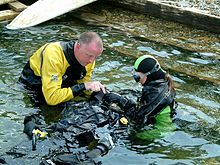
left=19, top=41, right=95, bottom=105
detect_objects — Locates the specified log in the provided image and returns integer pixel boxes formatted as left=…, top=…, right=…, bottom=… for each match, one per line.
left=106, top=0, right=220, bottom=33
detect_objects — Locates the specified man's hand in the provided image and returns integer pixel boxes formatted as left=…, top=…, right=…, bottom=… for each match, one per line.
left=84, top=81, right=106, bottom=93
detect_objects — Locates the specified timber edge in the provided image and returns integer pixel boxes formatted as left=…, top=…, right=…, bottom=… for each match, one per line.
left=105, top=0, right=220, bottom=34
left=0, top=0, right=26, bottom=21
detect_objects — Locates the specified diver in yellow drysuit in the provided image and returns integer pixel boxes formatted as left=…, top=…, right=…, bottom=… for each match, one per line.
left=19, top=31, right=106, bottom=105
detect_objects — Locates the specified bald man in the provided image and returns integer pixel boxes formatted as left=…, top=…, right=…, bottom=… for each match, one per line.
left=19, top=32, right=106, bottom=105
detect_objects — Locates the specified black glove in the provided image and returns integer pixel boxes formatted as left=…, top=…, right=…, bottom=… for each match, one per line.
left=103, top=92, right=136, bottom=116
left=71, top=83, right=86, bottom=96
left=89, top=91, right=105, bottom=105
left=103, top=92, right=128, bottom=109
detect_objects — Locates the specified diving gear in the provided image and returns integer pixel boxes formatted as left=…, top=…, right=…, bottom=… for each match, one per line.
left=19, top=41, right=95, bottom=105
left=132, top=55, right=161, bottom=83
left=132, top=73, right=141, bottom=83
left=119, top=117, right=128, bottom=126
left=32, top=129, right=47, bottom=151
left=134, top=55, right=160, bottom=72
left=103, top=92, right=135, bottom=111
left=40, top=152, right=101, bottom=165
left=132, top=61, right=160, bottom=82
left=71, top=83, right=86, bottom=96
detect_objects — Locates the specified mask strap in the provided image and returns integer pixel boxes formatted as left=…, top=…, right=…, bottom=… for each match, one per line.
left=144, top=62, right=160, bottom=76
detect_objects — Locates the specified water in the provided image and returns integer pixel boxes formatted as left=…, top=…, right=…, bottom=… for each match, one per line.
left=0, top=4, right=220, bottom=165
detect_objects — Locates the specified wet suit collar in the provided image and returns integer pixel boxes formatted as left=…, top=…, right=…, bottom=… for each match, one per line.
left=60, top=41, right=86, bottom=82
left=60, top=41, right=83, bottom=68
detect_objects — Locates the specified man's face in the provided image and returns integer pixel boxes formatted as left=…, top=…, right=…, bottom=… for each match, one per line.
left=75, top=42, right=103, bottom=66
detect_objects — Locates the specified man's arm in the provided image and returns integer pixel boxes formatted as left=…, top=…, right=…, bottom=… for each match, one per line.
left=41, top=45, right=74, bottom=105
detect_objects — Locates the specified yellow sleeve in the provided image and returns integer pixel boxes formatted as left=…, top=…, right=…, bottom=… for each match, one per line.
left=41, top=44, right=74, bottom=105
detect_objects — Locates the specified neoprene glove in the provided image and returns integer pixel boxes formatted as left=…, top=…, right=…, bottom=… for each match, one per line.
left=103, top=92, right=136, bottom=116
left=103, top=92, right=128, bottom=109
left=71, top=83, right=85, bottom=96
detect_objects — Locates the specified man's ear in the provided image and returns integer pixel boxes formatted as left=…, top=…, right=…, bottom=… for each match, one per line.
left=76, top=42, right=80, bottom=50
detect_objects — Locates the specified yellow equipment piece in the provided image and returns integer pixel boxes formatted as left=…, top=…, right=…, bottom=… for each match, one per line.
left=32, top=129, right=47, bottom=138
left=119, top=117, right=128, bottom=125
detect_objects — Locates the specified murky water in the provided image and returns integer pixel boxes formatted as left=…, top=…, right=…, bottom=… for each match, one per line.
left=0, top=4, right=220, bottom=165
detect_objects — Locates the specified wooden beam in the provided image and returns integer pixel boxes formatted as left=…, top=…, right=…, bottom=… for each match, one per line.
left=8, top=1, right=27, bottom=12
left=0, top=9, right=18, bottom=21
left=0, top=0, right=15, bottom=5
left=106, top=0, right=220, bottom=33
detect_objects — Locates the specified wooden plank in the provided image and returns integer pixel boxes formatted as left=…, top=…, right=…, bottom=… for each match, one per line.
left=0, top=9, right=18, bottom=21
left=8, top=1, right=27, bottom=12
left=106, top=0, right=220, bottom=33
left=0, top=0, right=15, bottom=5
left=6, top=0, right=97, bottom=29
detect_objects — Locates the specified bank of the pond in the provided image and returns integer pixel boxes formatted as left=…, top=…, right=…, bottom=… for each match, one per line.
left=72, top=2, right=220, bottom=85
left=1, top=0, right=220, bottom=33
left=105, top=0, right=220, bottom=33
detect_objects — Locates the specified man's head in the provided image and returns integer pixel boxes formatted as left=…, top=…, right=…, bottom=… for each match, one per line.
left=132, top=55, right=162, bottom=85
left=74, top=32, right=103, bottom=66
